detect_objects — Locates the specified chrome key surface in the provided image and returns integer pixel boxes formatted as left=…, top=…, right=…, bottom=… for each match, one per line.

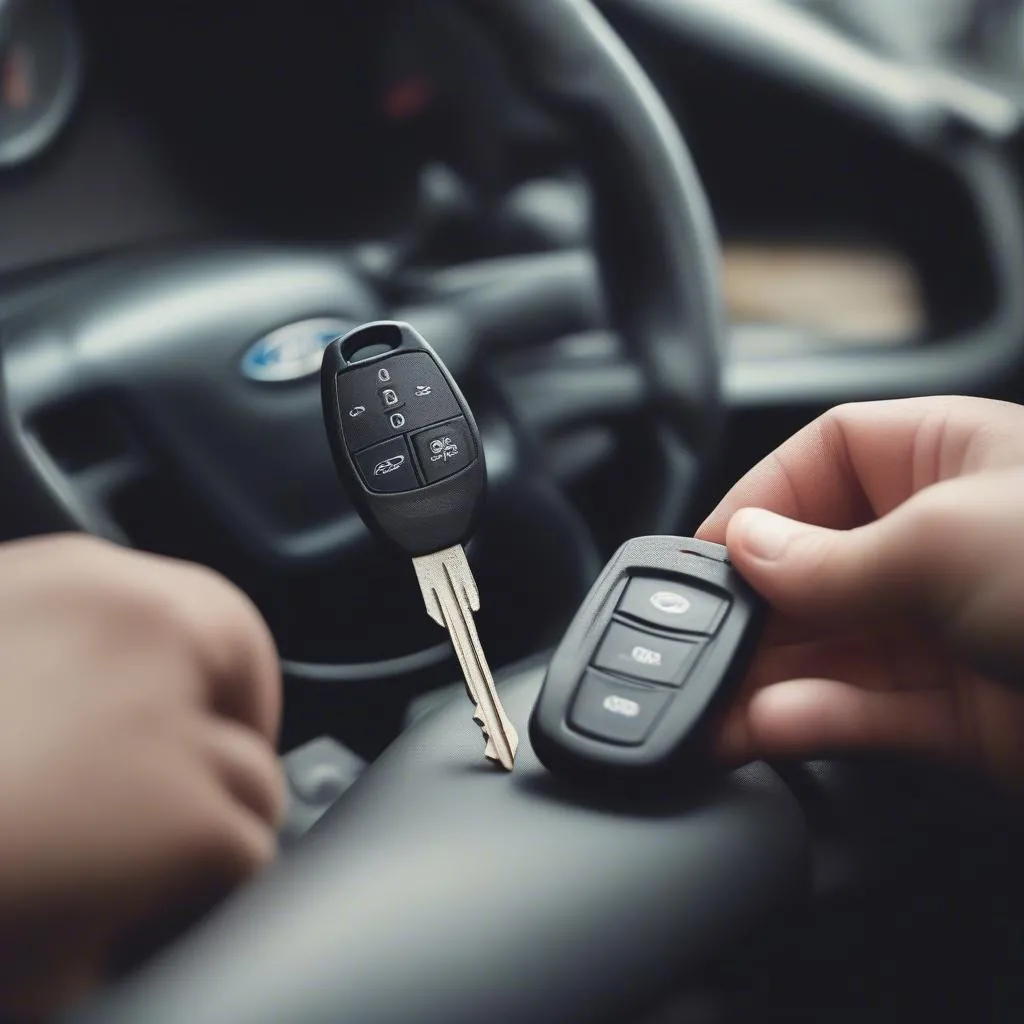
left=413, top=544, right=518, bottom=770
left=321, top=322, right=507, bottom=771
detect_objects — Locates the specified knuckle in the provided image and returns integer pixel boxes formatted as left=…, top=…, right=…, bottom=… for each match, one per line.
left=15, top=532, right=121, bottom=586
left=106, top=574, right=204, bottom=652
left=818, top=402, right=859, bottom=433
left=49, top=540, right=181, bottom=633
left=185, top=802, right=276, bottom=882
left=77, top=554, right=277, bottom=712
left=145, top=563, right=271, bottom=677
left=243, top=735, right=288, bottom=827
left=222, top=818, right=276, bottom=878
left=220, top=819, right=276, bottom=878
left=45, top=531, right=115, bottom=560
left=129, top=561, right=280, bottom=736
left=901, top=486, right=961, bottom=545
left=877, top=489, right=964, bottom=611
left=263, top=756, right=288, bottom=827
left=198, top=574, right=270, bottom=665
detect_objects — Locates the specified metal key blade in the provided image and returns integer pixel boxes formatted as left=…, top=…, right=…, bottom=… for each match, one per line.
left=412, top=544, right=518, bottom=770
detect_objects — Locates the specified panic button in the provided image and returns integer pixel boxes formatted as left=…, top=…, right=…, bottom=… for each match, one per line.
left=411, top=417, right=474, bottom=484
left=592, top=622, right=700, bottom=687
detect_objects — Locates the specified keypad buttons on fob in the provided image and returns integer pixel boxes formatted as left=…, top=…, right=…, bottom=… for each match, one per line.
left=529, top=536, right=766, bottom=785
left=354, top=437, right=419, bottom=494
left=616, top=577, right=728, bottom=636
left=592, top=622, right=700, bottom=686
left=321, top=321, right=487, bottom=558
left=569, top=672, right=671, bottom=746
left=335, top=352, right=460, bottom=454
left=411, top=418, right=474, bottom=484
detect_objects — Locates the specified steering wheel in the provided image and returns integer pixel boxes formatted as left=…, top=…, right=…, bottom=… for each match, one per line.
left=0, top=1, right=813, bottom=1021
left=0, top=4, right=725, bottom=691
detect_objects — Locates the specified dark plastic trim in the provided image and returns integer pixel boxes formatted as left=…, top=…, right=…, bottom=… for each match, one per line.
left=601, top=0, right=1022, bottom=144
left=725, top=144, right=1024, bottom=406
left=67, top=664, right=808, bottom=1024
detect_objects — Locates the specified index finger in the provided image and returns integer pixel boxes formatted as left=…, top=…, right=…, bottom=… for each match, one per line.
left=697, top=396, right=1024, bottom=542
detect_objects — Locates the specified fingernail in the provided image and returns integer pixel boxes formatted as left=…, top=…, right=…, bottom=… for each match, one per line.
left=736, top=509, right=800, bottom=561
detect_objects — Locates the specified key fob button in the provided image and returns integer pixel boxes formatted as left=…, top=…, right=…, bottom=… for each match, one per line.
left=592, top=621, right=700, bottom=686
left=378, top=387, right=403, bottom=410
left=411, top=417, right=475, bottom=484
left=530, top=537, right=767, bottom=782
left=355, top=436, right=419, bottom=493
left=385, top=353, right=460, bottom=434
left=336, top=353, right=460, bottom=453
left=569, top=671, right=671, bottom=745
left=617, top=577, right=729, bottom=636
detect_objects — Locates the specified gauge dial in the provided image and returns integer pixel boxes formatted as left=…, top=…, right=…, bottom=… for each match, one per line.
left=0, top=0, right=82, bottom=169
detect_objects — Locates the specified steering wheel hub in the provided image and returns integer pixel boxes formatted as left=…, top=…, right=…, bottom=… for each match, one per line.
left=240, top=317, right=360, bottom=384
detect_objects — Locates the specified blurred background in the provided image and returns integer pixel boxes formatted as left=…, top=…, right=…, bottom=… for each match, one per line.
left=4, top=2, right=1024, bottom=1020
left=3, top=0, right=1024, bottom=728
left=3, top=0, right=1022, bottom=351
left=793, top=0, right=1024, bottom=75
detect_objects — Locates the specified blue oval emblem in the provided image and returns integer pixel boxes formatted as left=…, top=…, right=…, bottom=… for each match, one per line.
left=241, top=318, right=354, bottom=383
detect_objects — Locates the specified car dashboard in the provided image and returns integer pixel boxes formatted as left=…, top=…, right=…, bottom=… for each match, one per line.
left=3, top=0, right=1022, bottom=698
left=0, top=1, right=518, bottom=272
left=1, top=0, right=1007, bottom=358
left=2, top=8, right=1024, bottom=1019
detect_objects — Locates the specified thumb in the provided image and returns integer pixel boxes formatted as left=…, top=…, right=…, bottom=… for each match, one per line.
left=724, top=504, right=957, bottom=628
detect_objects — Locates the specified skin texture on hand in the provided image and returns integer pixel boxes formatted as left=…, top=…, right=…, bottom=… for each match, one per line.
left=0, top=535, right=284, bottom=1020
left=696, top=396, right=1024, bottom=792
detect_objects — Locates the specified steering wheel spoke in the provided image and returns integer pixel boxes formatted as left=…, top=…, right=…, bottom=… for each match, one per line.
left=396, top=248, right=604, bottom=360
left=493, top=329, right=645, bottom=434
left=14, top=430, right=134, bottom=543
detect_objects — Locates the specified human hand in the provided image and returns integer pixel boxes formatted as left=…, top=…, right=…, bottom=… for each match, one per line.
left=0, top=535, right=284, bottom=1020
left=696, top=396, right=1024, bottom=790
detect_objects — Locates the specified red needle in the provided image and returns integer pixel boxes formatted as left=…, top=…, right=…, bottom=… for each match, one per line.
left=2, top=45, right=34, bottom=111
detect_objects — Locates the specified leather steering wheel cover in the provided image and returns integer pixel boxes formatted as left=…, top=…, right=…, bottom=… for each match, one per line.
left=460, top=0, right=726, bottom=452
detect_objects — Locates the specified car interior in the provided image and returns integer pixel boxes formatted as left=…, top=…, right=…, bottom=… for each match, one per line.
left=3, top=0, right=1024, bottom=1021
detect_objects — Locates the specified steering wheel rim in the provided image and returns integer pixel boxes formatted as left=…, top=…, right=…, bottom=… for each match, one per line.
left=0, top=1, right=724, bottom=682
left=468, top=0, right=726, bottom=445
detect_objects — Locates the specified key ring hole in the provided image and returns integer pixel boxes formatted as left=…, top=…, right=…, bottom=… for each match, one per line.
left=340, top=321, right=404, bottom=364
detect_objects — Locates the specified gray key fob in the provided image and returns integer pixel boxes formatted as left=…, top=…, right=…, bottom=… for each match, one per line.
left=529, top=536, right=765, bottom=786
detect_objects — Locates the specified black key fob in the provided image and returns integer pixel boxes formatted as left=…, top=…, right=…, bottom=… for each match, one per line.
left=320, top=320, right=486, bottom=557
left=529, top=536, right=765, bottom=786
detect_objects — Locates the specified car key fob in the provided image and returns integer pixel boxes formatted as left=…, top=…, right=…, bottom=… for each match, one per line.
left=529, top=536, right=765, bottom=786
left=320, top=319, right=485, bottom=557
left=321, top=320, right=519, bottom=768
